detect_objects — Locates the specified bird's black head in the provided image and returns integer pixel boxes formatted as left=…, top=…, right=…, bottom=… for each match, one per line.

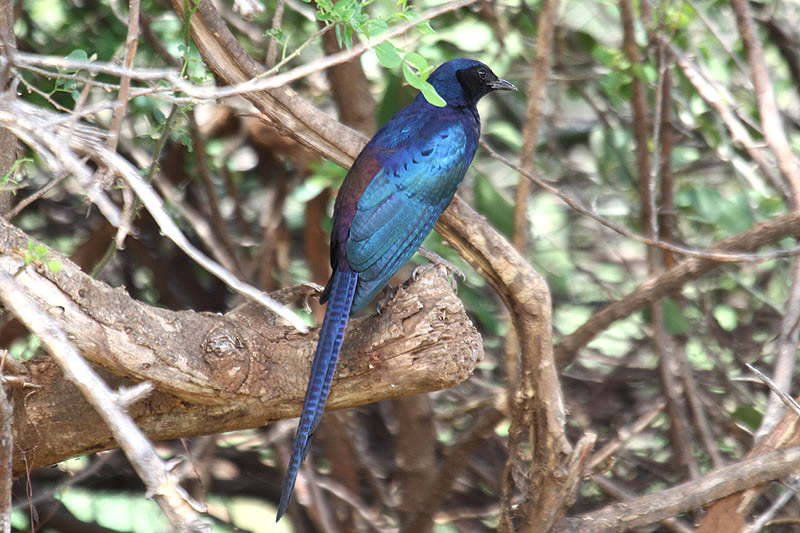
left=427, top=58, right=516, bottom=107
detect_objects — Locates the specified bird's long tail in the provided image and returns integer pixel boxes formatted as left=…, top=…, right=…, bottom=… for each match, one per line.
left=277, top=266, right=359, bottom=521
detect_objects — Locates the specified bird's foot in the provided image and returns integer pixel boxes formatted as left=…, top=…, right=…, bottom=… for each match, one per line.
left=376, top=284, right=397, bottom=315
left=414, top=247, right=465, bottom=291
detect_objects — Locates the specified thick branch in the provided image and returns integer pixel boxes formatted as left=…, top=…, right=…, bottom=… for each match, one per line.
left=437, top=197, right=578, bottom=531
left=2, top=220, right=482, bottom=474
left=0, top=269, right=209, bottom=531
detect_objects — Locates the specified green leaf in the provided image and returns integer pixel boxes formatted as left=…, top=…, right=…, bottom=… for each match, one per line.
left=365, top=18, right=388, bottom=37
left=402, top=64, right=445, bottom=106
left=416, top=20, right=435, bottom=35
left=375, top=42, right=402, bottom=69
left=63, top=49, right=89, bottom=74
left=403, top=52, right=429, bottom=73
left=401, top=63, right=423, bottom=88
left=342, top=24, right=354, bottom=49
left=662, top=297, right=689, bottom=335
left=332, top=0, right=356, bottom=21
left=335, top=24, right=344, bottom=48
left=474, top=174, right=514, bottom=238
left=1, top=157, right=32, bottom=187
left=65, top=49, right=88, bottom=62
left=47, top=259, right=63, bottom=274
left=418, top=82, right=446, bottom=107
left=733, top=405, right=762, bottom=431
left=713, top=304, right=737, bottom=331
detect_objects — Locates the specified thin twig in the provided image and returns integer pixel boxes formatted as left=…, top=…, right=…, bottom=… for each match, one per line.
left=107, top=0, right=140, bottom=153
left=264, top=23, right=334, bottom=77
left=0, top=268, right=210, bottom=532
left=11, top=453, right=115, bottom=510
left=315, top=477, right=392, bottom=532
left=187, top=113, right=242, bottom=276
left=107, top=0, right=141, bottom=249
left=586, top=398, right=666, bottom=471
left=746, top=363, right=800, bottom=418
left=481, top=142, right=800, bottom=264
left=513, top=0, right=559, bottom=252
left=5, top=169, right=70, bottom=220
left=264, top=0, right=284, bottom=69
left=151, top=165, right=242, bottom=275
left=1, top=99, right=308, bottom=332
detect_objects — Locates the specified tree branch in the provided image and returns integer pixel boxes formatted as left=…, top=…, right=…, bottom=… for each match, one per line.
left=556, top=209, right=800, bottom=368
left=1, top=219, right=482, bottom=473
left=557, top=446, right=800, bottom=533
left=0, top=264, right=209, bottom=531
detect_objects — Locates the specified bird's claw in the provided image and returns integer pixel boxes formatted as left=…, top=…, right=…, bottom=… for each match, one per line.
left=375, top=284, right=397, bottom=315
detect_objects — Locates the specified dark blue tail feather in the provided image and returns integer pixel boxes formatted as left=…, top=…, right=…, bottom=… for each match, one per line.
left=276, top=267, right=358, bottom=521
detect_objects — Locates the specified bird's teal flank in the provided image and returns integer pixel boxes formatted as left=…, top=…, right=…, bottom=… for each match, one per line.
left=277, top=58, right=515, bottom=520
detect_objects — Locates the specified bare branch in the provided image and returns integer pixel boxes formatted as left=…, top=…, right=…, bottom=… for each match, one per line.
left=557, top=447, right=800, bottom=533
left=0, top=269, right=210, bottom=532
left=747, top=363, right=800, bottom=418
left=513, top=0, right=559, bottom=252
left=0, top=99, right=309, bottom=332
left=556, top=209, right=800, bottom=367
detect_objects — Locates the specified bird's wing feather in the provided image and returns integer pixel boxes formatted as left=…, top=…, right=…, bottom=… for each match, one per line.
left=346, top=121, right=470, bottom=310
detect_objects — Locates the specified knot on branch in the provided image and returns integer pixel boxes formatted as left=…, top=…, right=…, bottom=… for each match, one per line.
left=202, top=322, right=249, bottom=394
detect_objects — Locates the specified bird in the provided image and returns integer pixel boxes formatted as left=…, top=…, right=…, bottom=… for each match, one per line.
left=277, top=58, right=515, bottom=520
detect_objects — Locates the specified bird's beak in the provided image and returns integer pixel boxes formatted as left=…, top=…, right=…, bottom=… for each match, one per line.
left=489, top=78, right=517, bottom=91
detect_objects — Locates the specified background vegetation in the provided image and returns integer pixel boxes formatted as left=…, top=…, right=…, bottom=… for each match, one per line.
left=2, top=0, right=800, bottom=531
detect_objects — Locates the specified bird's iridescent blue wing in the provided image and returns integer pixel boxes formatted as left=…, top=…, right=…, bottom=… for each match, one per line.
left=346, top=121, right=471, bottom=310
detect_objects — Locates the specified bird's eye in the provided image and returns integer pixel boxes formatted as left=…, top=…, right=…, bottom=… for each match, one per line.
left=477, top=68, right=487, bottom=79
